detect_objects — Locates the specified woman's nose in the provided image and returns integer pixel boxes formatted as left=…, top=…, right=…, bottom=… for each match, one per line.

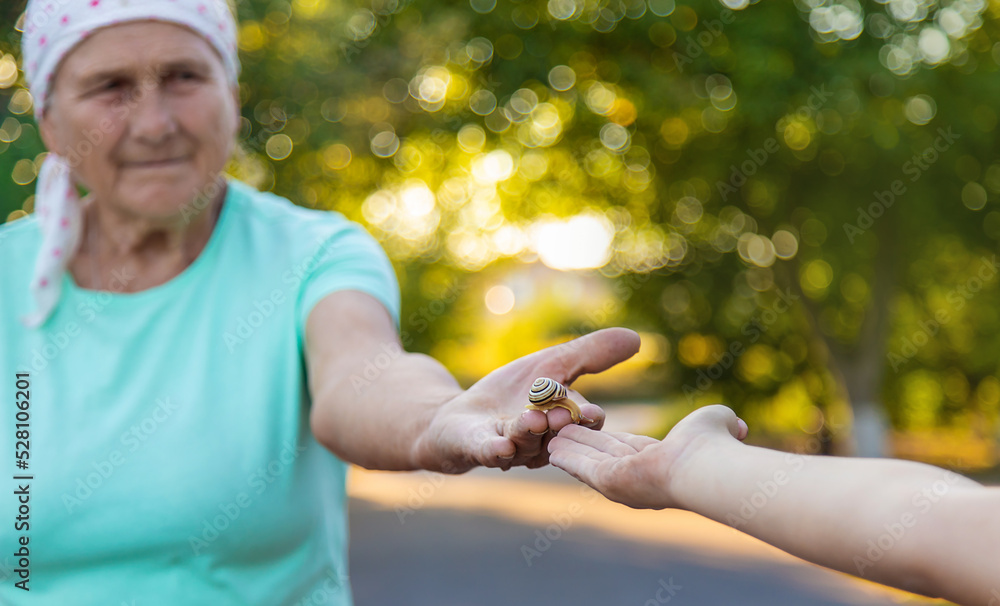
left=127, top=85, right=179, bottom=143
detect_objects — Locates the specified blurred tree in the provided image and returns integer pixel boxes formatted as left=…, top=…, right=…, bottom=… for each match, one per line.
left=2, top=0, right=1000, bottom=460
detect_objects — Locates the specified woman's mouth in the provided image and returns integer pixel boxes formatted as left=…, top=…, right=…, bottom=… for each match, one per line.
left=123, top=157, right=190, bottom=169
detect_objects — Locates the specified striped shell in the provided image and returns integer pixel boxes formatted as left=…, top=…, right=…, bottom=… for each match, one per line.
left=528, top=377, right=567, bottom=404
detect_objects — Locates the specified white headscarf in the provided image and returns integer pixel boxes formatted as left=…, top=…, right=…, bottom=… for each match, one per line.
left=20, top=0, right=240, bottom=328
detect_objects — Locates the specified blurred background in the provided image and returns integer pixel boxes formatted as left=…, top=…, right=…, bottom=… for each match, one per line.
left=1, top=0, right=997, bottom=602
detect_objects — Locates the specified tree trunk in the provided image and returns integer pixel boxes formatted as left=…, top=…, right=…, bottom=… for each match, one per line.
left=782, top=210, right=897, bottom=457
left=850, top=400, right=889, bottom=457
left=828, top=215, right=897, bottom=457
left=836, top=332, right=892, bottom=457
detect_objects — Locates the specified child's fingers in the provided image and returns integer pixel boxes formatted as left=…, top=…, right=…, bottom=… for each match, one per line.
left=551, top=424, right=637, bottom=457
left=684, top=405, right=747, bottom=441
left=607, top=431, right=660, bottom=451
left=736, top=417, right=749, bottom=441
left=547, top=435, right=614, bottom=461
left=548, top=449, right=601, bottom=487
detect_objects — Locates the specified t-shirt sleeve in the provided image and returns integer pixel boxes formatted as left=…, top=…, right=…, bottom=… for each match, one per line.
left=295, top=220, right=400, bottom=338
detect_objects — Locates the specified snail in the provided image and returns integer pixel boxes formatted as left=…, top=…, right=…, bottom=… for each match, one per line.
left=525, top=377, right=593, bottom=424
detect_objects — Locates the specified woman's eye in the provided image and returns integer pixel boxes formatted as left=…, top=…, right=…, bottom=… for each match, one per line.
left=167, top=71, right=199, bottom=82
left=90, top=80, right=127, bottom=98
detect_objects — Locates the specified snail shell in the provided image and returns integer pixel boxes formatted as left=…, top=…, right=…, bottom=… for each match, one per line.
left=529, top=377, right=567, bottom=404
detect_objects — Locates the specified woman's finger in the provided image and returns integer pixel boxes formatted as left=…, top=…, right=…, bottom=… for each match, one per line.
left=505, top=409, right=550, bottom=458
left=478, top=434, right=516, bottom=468
left=549, top=328, right=642, bottom=384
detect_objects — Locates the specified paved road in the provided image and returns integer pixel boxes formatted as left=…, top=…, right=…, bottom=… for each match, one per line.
left=346, top=406, right=962, bottom=606
left=348, top=497, right=931, bottom=606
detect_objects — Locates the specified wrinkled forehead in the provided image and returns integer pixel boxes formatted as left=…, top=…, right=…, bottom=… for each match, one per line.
left=57, top=21, right=229, bottom=88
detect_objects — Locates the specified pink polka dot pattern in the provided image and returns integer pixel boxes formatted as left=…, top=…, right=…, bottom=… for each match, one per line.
left=19, top=0, right=240, bottom=328
left=21, top=156, right=83, bottom=327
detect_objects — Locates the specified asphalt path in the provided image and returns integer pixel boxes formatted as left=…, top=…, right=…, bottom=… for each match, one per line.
left=347, top=405, right=949, bottom=606
left=347, top=467, right=941, bottom=606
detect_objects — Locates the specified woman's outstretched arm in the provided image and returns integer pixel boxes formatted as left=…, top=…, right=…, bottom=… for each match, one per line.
left=305, top=290, right=640, bottom=473
left=547, top=405, right=1000, bottom=605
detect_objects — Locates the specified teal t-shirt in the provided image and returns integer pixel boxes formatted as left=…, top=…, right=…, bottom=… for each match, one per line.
left=0, top=180, right=400, bottom=605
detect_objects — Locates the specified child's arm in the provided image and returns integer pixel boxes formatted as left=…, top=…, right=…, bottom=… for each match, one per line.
left=547, top=405, right=1000, bottom=605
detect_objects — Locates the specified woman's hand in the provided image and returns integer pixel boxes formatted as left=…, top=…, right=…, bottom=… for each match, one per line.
left=546, top=405, right=749, bottom=509
left=411, top=328, right=641, bottom=473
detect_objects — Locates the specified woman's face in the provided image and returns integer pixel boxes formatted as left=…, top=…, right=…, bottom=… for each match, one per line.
left=40, top=21, right=239, bottom=222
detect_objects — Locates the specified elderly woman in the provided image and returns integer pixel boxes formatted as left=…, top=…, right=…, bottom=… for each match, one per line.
left=0, top=0, right=639, bottom=603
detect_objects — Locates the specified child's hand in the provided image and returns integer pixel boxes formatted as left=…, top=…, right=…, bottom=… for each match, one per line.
left=547, top=405, right=749, bottom=510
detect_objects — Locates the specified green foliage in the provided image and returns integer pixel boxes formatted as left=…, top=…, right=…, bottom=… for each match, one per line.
left=3, top=0, right=1000, bottom=450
